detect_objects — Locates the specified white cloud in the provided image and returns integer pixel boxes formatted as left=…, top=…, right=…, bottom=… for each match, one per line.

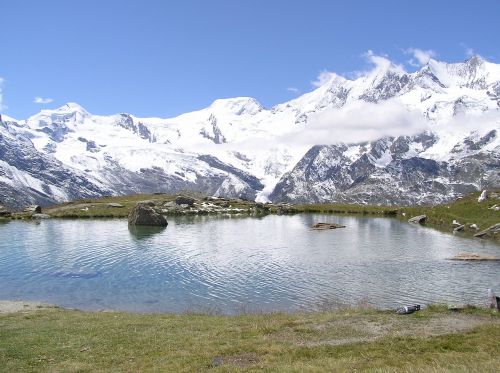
left=34, top=96, right=54, bottom=104
left=311, top=70, right=339, bottom=88
left=287, top=87, right=300, bottom=94
left=404, top=48, right=436, bottom=66
left=465, top=48, right=475, bottom=57
left=312, top=50, right=406, bottom=88
left=350, top=50, right=406, bottom=78
left=279, top=99, right=428, bottom=146
left=364, top=50, right=392, bottom=70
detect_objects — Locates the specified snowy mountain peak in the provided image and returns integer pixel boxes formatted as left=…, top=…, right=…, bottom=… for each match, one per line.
left=1, top=56, right=499, bottom=208
left=209, top=97, right=263, bottom=115
left=426, top=56, right=500, bottom=89
left=57, top=102, right=88, bottom=112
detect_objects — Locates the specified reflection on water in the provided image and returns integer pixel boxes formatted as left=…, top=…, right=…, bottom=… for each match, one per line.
left=0, top=215, right=499, bottom=314
left=128, top=225, right=166, bottom=240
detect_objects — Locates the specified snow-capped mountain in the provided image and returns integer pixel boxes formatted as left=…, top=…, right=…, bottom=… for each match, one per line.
left=1, top=56, right=499, bottom=208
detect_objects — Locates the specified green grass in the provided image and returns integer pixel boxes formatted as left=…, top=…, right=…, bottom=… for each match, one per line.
left=1, top=306, right=499, bottom=372
left=399, top=191, right=500, bottom=236
left=286, top=190, right=500, bottom=241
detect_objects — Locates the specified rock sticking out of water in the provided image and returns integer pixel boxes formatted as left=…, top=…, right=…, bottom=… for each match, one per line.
left=312, top=222, right=346, bottom=230
left=449, top=252, right=500, bottom=261
left=128, top=204, right=168, bottom=227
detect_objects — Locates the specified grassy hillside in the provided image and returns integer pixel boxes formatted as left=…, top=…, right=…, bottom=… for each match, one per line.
left=1, top=305, right=499, bottom=372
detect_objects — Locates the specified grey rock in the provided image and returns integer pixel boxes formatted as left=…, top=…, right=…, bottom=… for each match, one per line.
left=408, top=215, right=427, bottom=224
left=474, top=223, right=500, bottom=238
left=24, top=205, right=42, bottom=214
left=478, top=190, right=488, bottom=202
left=107, top=203, right=124, bottom=208
left=31, top=213, right=51, bottom=219
left=312, top=222, right=346, bottom=230
left=128, top=204, right=168, bottom=227
left=137, top=200, right=156, bottom=207
left=175, top=196, right=196, bottom=207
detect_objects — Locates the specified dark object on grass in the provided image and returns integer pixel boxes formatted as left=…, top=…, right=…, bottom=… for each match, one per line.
left=488, top=289, right=500, bottom=310
left=396, top=304, right=421, bottom=315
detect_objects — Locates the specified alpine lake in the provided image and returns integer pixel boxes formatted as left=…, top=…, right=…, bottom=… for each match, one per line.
left=1, top=214, right=499, bottom=314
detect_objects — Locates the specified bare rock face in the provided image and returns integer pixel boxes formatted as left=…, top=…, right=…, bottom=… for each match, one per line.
left=128, top=204, right=168, bottom=227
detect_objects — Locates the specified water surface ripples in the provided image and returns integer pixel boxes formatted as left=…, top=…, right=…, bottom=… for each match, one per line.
left=0, top=215, right=499, bottom=313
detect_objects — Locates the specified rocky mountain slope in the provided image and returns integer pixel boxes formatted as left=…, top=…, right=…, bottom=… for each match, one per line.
left=1, top=56, right=499, bottom=208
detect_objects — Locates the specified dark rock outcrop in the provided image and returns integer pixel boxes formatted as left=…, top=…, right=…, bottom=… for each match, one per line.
left=174, top=196, right=196, bottom=207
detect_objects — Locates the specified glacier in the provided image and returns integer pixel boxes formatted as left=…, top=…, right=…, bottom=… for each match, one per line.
left=0, top=55, right=499, bottom=208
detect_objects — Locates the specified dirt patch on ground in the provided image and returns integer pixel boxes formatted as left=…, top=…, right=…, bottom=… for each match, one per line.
left=0, top=300, right=52, bottom=314
left=299, top=312, right=500, bottom=347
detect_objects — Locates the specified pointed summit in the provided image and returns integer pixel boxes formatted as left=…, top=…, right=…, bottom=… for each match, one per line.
left=209, top=97, right=263, bottom=115
left=55, top=102, right=90, bottom=115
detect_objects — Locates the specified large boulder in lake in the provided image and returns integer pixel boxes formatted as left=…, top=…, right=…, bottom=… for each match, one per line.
left=128, top=204, right=168, bottom=227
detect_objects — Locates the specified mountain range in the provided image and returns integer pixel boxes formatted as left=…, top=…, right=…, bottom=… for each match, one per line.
left=1, top=56, right=499, bottom=208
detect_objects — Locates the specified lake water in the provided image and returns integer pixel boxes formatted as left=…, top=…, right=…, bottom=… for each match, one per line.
left=1, top=215, right=499, bottom=313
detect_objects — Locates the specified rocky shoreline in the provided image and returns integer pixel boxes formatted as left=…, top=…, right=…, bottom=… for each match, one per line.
left=1, top=190, right=499, bottom=241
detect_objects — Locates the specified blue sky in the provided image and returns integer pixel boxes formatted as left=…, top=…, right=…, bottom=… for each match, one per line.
left=1, top=0, right=499, bottom=119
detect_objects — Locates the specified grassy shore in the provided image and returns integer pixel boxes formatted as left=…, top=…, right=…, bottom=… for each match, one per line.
left=7, top=190, right=500, bottom=241
left=294, top=190, right=500, bottom=240
left=1, top=305, right=499, bottom=372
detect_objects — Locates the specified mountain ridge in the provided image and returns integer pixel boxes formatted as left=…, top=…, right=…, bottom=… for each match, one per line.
left=1, top=56, right=499, bottom=208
